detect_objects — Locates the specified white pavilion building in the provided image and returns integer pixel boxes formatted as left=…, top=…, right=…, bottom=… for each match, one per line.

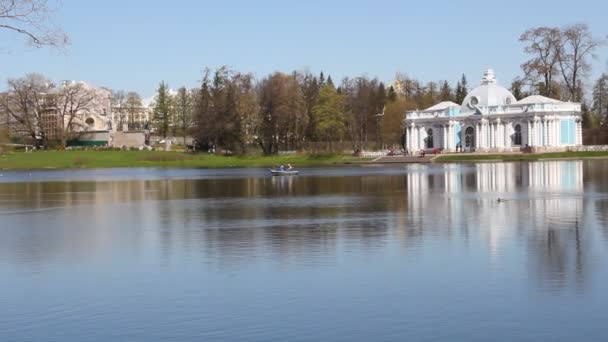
left=404, top=69, right=582, bottom=153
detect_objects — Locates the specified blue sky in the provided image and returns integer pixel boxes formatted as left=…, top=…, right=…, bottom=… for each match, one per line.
left=1, top=0, right=607, bottom=99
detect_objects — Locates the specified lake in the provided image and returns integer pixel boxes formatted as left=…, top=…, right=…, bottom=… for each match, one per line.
left=1, top=161, right=608, bottom=341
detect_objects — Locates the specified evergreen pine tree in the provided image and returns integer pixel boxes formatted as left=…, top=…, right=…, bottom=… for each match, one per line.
left=592, top=74, right=608, bottom=124
left=387, top=86, right=397, bottom=102
left=455, top=74, right=468, bottom=104
left=153, top=81, right=171, bottom=138
left=439, top=81, right=453, bottom=102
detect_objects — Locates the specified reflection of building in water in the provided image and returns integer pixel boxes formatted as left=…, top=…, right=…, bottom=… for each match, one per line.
left=405, top=161, right=589, bottom=289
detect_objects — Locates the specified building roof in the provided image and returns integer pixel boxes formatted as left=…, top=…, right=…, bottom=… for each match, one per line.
left=516, top=95, right=562, bottom=104
left=424, top=101, right=460, bottom=111
left=461, top=69, right=516, bottom=111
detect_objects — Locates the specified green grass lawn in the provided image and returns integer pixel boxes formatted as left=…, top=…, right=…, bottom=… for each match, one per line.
left=434, top=151, right=608, bottom=162
left=0, top=150, right=368, bottom=170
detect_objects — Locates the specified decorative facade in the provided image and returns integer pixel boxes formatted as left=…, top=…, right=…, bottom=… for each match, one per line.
left=404, top=69, right=582, bottom=152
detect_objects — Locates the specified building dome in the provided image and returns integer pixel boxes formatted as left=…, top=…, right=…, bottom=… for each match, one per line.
left=461, top=69, right=516, bottom=112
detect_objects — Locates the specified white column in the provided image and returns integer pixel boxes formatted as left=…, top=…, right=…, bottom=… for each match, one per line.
left=543, top=119, right=548, bottom=146
left=556, top=119, right=561, bottom=146
left=475, top=123, right=480, bottom=150
left=576, top=120, right=582, bottom=145
left=484, top=122, right=489, bottom=148
left=479, top=122, right=485, bottom=149
left=447, top=123, right=452, bottom=151
left=442, top=125, right=447, bottom=149
left=547, top=119, right=552, bottom=146
left=553, top=116, right=560, bottom=146
left=551, top=119, right=557, bottom=146
left=527, top=121, right=532, bottom=146
left=496, top=123, right=500, bottom=148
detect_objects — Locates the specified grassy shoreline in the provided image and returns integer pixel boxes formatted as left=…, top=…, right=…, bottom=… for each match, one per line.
left=434, top=151, right=608, bottom=162
left=2, top=150, right=608, bottom=170
left=0, top=150, right=369, bottom=170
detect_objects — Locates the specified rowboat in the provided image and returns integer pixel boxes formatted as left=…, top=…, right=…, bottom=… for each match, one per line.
left=269, top=169, right=299, bottom=176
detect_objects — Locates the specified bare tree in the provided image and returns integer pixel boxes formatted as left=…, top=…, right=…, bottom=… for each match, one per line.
left=256, top=72, right=303, bottom=154
left=174, top=87, right=191, bottom=144
left=519, top=27, right=562, bottom=98
left=54, top=82, right=96, bottom=146
left=557, top=23, right=605, bottom=102
left=0, top=73, right=53, bottom=144
left=0, top=0, right=69, bottom=49
left=125, top=91, right=142, bottom=130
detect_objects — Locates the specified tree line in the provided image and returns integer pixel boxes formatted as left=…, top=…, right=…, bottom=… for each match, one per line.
left=149, top=68, right=478, bottom=154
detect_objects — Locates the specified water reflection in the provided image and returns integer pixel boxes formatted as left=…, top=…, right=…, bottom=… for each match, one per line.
left=405, top=161, right=606, bottom=292
left=1, top=161, right=607, bottom=289
left=4, top=162, right=608, bottom=341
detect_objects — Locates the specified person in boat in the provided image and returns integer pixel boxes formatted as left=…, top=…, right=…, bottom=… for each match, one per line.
left=279, top=165, right=285, bottom=171
left=287, top=164, right=293, bottom=170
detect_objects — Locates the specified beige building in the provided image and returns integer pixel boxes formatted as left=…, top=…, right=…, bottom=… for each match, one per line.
left=110, top=105, right=150, bottom=131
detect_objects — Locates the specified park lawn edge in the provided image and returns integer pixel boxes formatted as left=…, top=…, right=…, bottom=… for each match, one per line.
left=0, top=150, right=372, bottom=170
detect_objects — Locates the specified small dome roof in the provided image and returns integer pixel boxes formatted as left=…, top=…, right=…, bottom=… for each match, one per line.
left=517, top=95, right=561, bottom=104
left=461, top=69, right=517, bottom=111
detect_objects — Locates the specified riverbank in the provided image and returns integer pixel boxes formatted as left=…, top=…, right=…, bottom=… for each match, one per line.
left=0, top=150, right=368, bottom=170
left=434, top=151, right=608, bottom=162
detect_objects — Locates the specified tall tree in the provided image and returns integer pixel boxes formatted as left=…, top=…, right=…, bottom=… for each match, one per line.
left=341, top=76, right=384, bottom=150
left=557, top=23, right=605, bottom=102
left=510, top=78, right=526, bottom=100
left=192, top=69, right=212, bottom=149
left=581, top=102, right=601, bottom=129
left=592, top=74, right=608, bottom=123
left=519, top=27, right=562, bottom=98
left=153, top=81, right=171, bottom=138
left=175, top=87, right=192, bottom=144
left=192, top=67, right=255, bottom=153
left=54, top=82, right=96, bottom=146
left=313, top=84, right=345, bottom=143
left=381, top=97, right=414, bottom=147
left=125, top=91, right=142, bottom=130
left=0, top=73, right=53, bottom=144
left=0, top=0, right=69, bottom=49
left=299, top=71, right=320, bottom=141
left=455, top=74, right=468, bottom=104
left=439, top=81, right=453, bottom=102
left=387, top=85, right=397, bottom=102
left=256, top=72, right=303, bottom=154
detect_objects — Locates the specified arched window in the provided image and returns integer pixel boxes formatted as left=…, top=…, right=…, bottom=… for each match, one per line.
left=465, top=127, right=475, bottom=148
left=426, top=129, right=433, bottom=148
left=513, top=124, right=522, bottom=145
left=85, top=118, right=95, bottom=127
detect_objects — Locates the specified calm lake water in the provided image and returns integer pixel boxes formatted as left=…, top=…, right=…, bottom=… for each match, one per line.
left=1, top=161, right=608, bottom=341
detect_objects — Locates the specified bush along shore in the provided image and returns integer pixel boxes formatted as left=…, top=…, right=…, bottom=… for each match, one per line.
left=0, top=150, right=368, bottom=170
